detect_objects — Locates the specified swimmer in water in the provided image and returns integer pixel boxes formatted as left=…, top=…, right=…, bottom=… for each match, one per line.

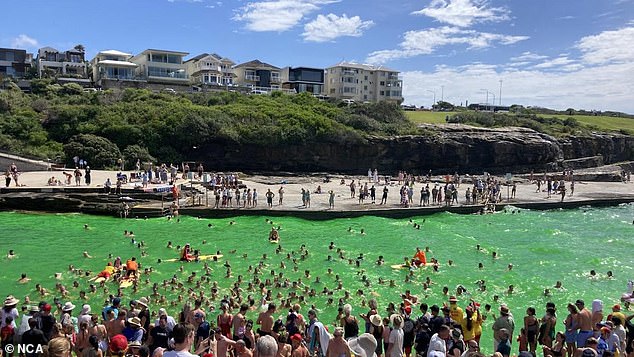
left=83, top=251, right=93, bottom=258
left=7, top=250, right=16, bottom=259
left=508, top=263, right=513, bottom=271
left=360, top=229, right=365, bottom=235
left=18, top=273, right=30, bottom=283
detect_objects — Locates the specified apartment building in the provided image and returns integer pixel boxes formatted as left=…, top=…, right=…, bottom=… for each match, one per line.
left=0, top=48, right=32, bottom=78
left=324, top=62, right=403, bottom=103
left=185, top=53, right=235, bottom=86
left=280, top=67, right=324, bottom=95
left=233, top=59, right=281, bottom=90
left=130, top=49, right=189, bottom=84
left=36, top=46, right=88, bottom=79
left=90, top=50, right=138, bottom=85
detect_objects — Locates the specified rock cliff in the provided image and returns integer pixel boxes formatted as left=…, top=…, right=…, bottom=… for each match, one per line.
left=196, top=125, right=634, bottom=174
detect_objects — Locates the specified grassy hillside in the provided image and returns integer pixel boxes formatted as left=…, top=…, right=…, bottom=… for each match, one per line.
left=536, top=114, right=634, bottom=133
left=406, top=110, right=634, bottom=134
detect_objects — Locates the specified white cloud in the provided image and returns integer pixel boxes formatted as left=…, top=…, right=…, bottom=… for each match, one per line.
left=302, top=14, right=374, bottom=42
left=510, top=51, right=548, bottom=62
left=11, top=34, right=39, bottom=49
left=576, top=26, right=634, bottom=65
left=412, top=0, right=510, bottom=28
left=366, top=26, right=528, bottom=64
left=532, top=56, right=576, bottom=69
left=233, top=0, right=339, bottom=32
left=402, top=61, right=634, bottom=113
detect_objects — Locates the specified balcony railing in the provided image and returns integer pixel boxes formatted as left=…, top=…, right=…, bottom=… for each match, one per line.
left=245, top=75, right=260, bottom=81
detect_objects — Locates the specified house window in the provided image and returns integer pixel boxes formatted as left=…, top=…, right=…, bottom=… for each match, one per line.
left=380, top=81, right=385, bottom=86
left=380, top=91, right=384, bottom=96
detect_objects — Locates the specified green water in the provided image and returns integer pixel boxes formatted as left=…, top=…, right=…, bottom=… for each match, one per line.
left=1, top=205, right=633, bottom=352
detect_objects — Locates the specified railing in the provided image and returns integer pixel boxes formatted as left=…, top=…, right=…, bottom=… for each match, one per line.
left=249, top=86, right=296, bottom=94
left=245, top=75, right=260, bottom=81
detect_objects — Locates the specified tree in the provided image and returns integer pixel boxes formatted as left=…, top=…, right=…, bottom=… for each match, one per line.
left=73, top=44, right=85, bottom=53
left=63, top=134, right=121, bottom=168
left=123, top=144, right=156, bottom=168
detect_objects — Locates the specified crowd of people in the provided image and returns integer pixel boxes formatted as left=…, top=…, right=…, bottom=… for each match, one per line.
left=2, top=289, right=633, bottom=357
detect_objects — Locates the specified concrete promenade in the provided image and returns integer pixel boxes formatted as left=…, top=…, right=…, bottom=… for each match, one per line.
left=1, top=169, right=633, bottom=218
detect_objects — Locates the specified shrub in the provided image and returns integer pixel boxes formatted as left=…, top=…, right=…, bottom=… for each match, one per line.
left=63, top=134, right=121, bottom=168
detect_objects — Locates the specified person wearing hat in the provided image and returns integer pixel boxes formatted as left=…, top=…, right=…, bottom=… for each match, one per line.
left=291, top=333, right=309, bottom=357
left=155, top=308, right=177, bottom=333
left=123, top=317, right=144, bottom=343
left=387, top=314, right=404, bottom=357
left=349, top=333, right=378, bottom=357
left=39, top=303, right=56, bottom=340
left=60, top=301, right=76, bottom=330
left=492, top=305, right=515, bottom=352
left=16, top=305, right=40, bottom=344
left=326, top=327, right=351, bottom=357
left=609, top=305, right=626, bottom=328
left=102, top=297, right=121, bottom=320
left=136, top=297, right=151, bottom=335
left=369, top=315, right=384, bottom=357
left=341, top=304, right=359, bottom=340
left=448, top=297, right=463, bottom=326
left=110, top=334, right=129, bottom=357
left=1, top=295, right=20, bottom=329
left=496, top=328, right=512, bottom=357
left=449, top=329, right=465, bottom=357
left=193, top=312, right=210, bottom=350
left=78, top=304, right=92, bottom=327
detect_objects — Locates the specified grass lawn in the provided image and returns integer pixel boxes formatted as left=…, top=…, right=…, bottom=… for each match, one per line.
left=405, top=110, right=458, bottom=124
left=406, top=110, right=634, bottom=133
left=538, top=114, right=634, bottom=132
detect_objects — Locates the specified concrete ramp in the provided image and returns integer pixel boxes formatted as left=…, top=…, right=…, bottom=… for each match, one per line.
left=0, top=151, right=54, bottom=171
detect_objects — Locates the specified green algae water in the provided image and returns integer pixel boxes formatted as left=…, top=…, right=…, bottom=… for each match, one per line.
left=1, top=204, right=633, bottom=352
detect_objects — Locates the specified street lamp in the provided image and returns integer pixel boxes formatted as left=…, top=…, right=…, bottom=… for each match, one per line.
left=427, top=90, right=436, bottom=110
left=480, top=89, right=495, bottom=111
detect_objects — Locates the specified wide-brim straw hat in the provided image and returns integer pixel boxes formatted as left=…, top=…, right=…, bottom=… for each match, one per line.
left=137, top=297, right=149, bottom=308
left=370, top=314, right=382, bottom=327
left=62, top=302, right=76, bottom=312
left=128, top=317, right=142, bottom=328
left=390, top=314, right=404, bottom=328
left=3, top=295, right=19, bottom=307
left=349, top=333, right=378, bottom=357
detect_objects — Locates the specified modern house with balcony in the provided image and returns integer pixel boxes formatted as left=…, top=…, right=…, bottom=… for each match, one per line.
left=130, top=49, right=189, bottom=84
left=36, top=46, right=88, bottom=81
left=90, top=50, right=138, bottom=86
left=324, top=62, right=403, bottom=103
left=0, top=48, right=32, bottom=78
left=233, top=59, right=282, bottom=91
left=185, top=53, right=235, bottom=87
left=280, top=67, right=324, bottom=95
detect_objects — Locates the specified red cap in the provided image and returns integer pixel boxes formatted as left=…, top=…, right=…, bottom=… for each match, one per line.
left=404, top=306, right=412, bottom=314
left=291, top=334, right=303, bottom=342
left=109, top=334, right=128, bottom=353
left=42, top=304, right=52, bottom=312
left=613, top=304, right=621, bottom=311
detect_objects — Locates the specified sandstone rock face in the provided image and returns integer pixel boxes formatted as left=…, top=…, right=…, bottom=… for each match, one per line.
left=200, top=125, right=578, bottom=174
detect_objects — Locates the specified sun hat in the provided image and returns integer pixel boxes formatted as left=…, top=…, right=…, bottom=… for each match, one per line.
left=109, top=334, right=128, bottom=353
left=128, top=341, right=142, bottom=348
left=500, top=304, right=510, bottom=314
left=3, top=295, right=19, bottom=307
left=137, top=297, right=149, bottom=308
left=80, top=304, right=91, bottom=315
left=370, top=314, right=382, bottom=327
left=62, top=302, right=76, bottom=312
left=159, top=308, right=168, bottom=316
left=390, top=314, right=404, bottom=328
left=452, top=329, right=462, bottom=339
left=449, top=296, right=458, bottom=303
left=348, top=333, right=378, bottom=357
left=29, top=305, right=40, bottom=313
left=128, top=317, right=142, bottom=328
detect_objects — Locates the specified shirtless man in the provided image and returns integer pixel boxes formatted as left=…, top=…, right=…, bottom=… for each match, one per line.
left=189, top=300, right=206, bottom=329
left=232, top=304, right=248, bottom=341
left=291, top=334, right=310, bottom=357
left=575, top=300, right=593, bottom=347
left=235, top=340, right=253, bottom=357
left=215, top=328, right=237, bottom=357
left=106, top=310, right=126, bottom=338
left=326, top=327, right=351, bottom=357
left=257, top=303, right=276, bottom=337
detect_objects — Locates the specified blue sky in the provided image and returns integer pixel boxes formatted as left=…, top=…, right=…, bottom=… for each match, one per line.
left=2, top=0, right=634, bottom=113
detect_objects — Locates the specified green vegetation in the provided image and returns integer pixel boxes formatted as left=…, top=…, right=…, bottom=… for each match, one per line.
left=407, top=109, right=634, bottom=135
left=0, top=83, right=415, bottom=168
